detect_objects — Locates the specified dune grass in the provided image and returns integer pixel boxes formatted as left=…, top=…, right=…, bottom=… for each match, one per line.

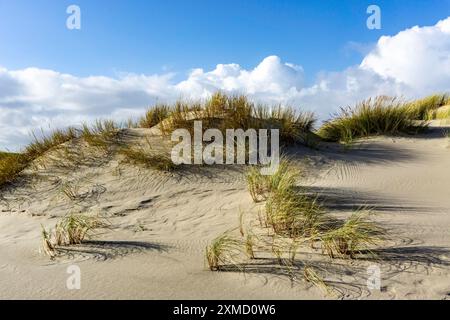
left=318, top=96, right=427, bottom=143
left=54, top=213, right=108, bottom=246
left=265, top=189, right=324, bottom=238
left=139, top=105, right=171, bottom=128
left=406, top=93, right=449, bottom=120
left=0, top=128, right=78, bottom=188
left=246, top=159, right=325, bottom=237
left=41, top=213, right=109, bottom=258
left=119, top=146, right=177, bottom=171
left=0, top=120, right=124, bottom=188
left=81, top=120, right=121, bottom=149
left=41, top=225, right=56, bottom=258
left=319, top=211, right=384, bottom=259
left=246, top=158, right=300, bottom=202
left=140, top=93, right=316, bottom=146
left=205, top=231, right=243, bottom=271
left=431, top=105, right=450, bottom=120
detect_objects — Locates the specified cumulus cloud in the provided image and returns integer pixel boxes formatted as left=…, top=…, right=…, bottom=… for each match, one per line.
left=1, top=17, right=450, bottom=150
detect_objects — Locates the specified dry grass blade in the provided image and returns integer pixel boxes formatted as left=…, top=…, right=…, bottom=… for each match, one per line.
left=245, top=234, right=256, bottom=259
left=41, top=225, right=56, bottom=259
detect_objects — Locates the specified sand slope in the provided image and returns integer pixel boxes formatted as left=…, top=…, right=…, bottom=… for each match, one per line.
left=1, top=124, right=450, bottom=299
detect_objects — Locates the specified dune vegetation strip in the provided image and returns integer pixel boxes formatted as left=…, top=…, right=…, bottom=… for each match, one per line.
left=141, top=92, right=318, bottom=146
left=0, top=93, right=319, bottom=189
left=318, top=94, right=449, bottom=143
left=205, top=159, right=385, bottom=295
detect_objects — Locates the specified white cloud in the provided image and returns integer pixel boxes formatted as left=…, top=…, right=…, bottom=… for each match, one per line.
left=1, top=17, right=450, bottom=150
left=361, top=17, right=450, bottom=91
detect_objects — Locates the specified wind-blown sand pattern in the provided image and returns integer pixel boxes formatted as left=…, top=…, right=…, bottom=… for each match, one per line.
left=1, top=122, right=450, bottom=300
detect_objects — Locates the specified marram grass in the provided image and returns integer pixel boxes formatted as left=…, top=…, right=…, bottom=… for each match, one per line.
left=205, top=231, right=243, bottom=271
left=141, top=92, right=316, bottom=146
left=41, top=213, right=109, bottom=258
left=319, top=210, right=384, bottom=259
left=318, top=96, right=427, bottom=143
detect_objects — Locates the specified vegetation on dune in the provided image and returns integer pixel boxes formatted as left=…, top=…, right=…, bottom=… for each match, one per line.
left=41, top=213, right=108, bottom=258
left=139, top=105, right=171, bottom=128
left=80, top=120, right=121, bottom=149
left=3, top=92, right=447, bottom=189
left=405, top=93, right=449, bottom=120
left=206, top=158, right=386, bottom=296
left=319, top=211, right=384, bottom=259
left=318, top=93, right=449, bottom=143
left=318, top=96, right=426, bottom=143
left=0, top=128, right=78, bottom=188
left=246, top=158, right=299, bottom=202
left=140, top=93, right=317, bottom=146
left=119, top=145, right=177, bottom=171
left=206, top=231, right=243, bottom=271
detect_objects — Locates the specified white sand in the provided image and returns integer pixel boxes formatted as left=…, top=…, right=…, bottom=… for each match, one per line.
left=1, top=123, right=450, bottom=299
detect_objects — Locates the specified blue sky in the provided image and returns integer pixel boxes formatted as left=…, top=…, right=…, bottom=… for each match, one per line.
left=1, top=0, right=450, bottom=150
left=0, top=0, right=449, bottom=82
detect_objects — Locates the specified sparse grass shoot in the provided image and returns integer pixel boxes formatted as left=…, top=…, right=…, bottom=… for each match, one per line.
left=206, top=232, right=242, bottom=271
left=119, top=145, right=177, bottom=171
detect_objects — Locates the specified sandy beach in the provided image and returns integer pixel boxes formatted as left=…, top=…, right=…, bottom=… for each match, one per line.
left=1, top=121, right=449, bottom=300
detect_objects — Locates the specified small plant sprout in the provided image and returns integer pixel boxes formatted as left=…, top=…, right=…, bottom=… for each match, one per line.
left=41, top=225, right=56, bottom=259
left=245, top=234, right=256, bottom=260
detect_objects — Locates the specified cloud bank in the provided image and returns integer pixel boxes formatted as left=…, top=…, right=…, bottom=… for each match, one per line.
left=1, top=17, right=450, bottom=150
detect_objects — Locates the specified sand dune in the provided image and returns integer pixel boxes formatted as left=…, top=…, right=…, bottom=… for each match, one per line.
left=1, top=122, right=450, bottom=299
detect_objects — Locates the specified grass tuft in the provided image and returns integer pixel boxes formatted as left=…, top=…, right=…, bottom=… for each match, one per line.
left=41, top=213, right=109, bottom=258
left=246, top=158, right=299, bottom=202
left=205, top=232, right=242, bottom=271
left=81, top=120, right=120, bottom=149
left=318, top=96, right=427, bottom=143
left=320, top=211, right=384, bottom=259
left=119, top=145, right=177, bottom=172
left=141, top=92, right=316, bottom=146
left=139, top=105, right=171, bottom=128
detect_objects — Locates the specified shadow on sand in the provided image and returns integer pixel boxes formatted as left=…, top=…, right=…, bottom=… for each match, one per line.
left=56, top=240, right=170, bottom=261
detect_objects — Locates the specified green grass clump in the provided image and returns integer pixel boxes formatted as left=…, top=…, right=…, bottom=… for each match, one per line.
left=0, top=152, right=16, bottom=160
left=119, top=146, right=177, bottom=171
left=41, top=213, right=108, bottom=257
left=139, top=105, right=171, bottom=128
left=266, top=189, right=324, bottom=238
left=319, top=211, right=384, bottom=259
left=141, top=92, right=315, bottom=146
left=246, top=158, right=299, bottom=202
left=318, top=96, right=427, bottom=143
left=0, top=128, right=77, bottom=188
left=25, top=128, right=78, bottom=160
left=246, top=159, right=325, bottom=237
left=406, top=93, right=449, bottom=120
left=81, top=120, right=120, bottom=149
left=0, top=153, right=27, bottom=186
left=54, top=213, right=107, bottom=246
left=206, top=232, right=243, bottom=271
